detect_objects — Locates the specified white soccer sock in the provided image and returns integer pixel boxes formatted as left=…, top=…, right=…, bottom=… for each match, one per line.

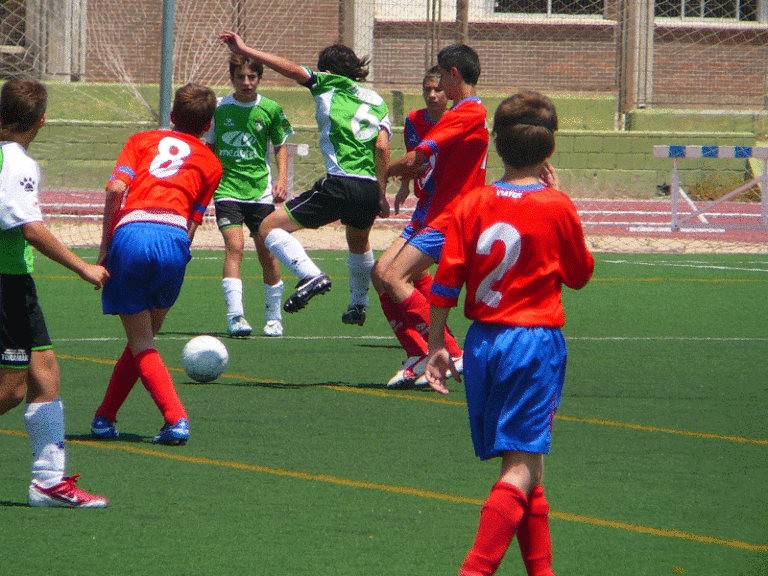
left=222, top=277, right=245, bottom=320
left=347, top=249, right=375, bottom=307
left=24, top=400, right=66, bottom=488
left=264, top=280, right=284, bottom=323
left=264, top=229, right=323, bottom=280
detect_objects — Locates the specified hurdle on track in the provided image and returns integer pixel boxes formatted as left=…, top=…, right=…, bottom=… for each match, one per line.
left=653, top=145, right=768, bottom=232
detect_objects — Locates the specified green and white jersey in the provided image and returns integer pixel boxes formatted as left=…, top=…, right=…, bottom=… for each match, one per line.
left=302, top=69, right=391, bottom=181
left=205, top=94, right=294, bottom=204
left=0, top=141, right=42, bottom=275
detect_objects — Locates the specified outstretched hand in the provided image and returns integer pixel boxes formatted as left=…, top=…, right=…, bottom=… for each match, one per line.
left=424, top=347, right=461, bottom=395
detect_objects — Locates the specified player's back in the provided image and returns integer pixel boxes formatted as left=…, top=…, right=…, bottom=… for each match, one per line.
left=115, top=129, right=222, bottom=220
left=305, top=71, right=391, bottom=180
left=434, top=182, right=593, bottom=327
left=415, top=97, right=488, bottom=225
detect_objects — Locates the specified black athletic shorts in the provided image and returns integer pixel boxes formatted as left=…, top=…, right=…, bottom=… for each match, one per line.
left=0, top=274, right=52, bottom=368
left=285, top=175, right=380, bottom=231
left=215, top=200, right=275, bottom=236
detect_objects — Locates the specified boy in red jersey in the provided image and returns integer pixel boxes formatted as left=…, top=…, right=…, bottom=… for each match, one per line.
left=90, top=84, right=223, bottom=445
left=370, top=65, right=464, bottom=379
left=425, top=91, right=594, bottom=576
left=380, top=44, right=489, bottom=388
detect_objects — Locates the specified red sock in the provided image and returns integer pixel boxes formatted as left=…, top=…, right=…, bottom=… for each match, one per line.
left=517, top=486, right=554, bottom=576
left=400, top=289, right=431, bottom=356
left=413, top=273, right=463, bottom=358
left=95, top=345, right=139, bottom=422
left=460, top=482, right=527, bottom=576
left=380, top=291, right=428, bottom=357
left=135, top=348, right=187, bottom=424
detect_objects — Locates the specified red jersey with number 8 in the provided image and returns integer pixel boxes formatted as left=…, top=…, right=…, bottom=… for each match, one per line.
left=429, top=182, right=594, bottom=327
left=108, top=130, right=222, bottom=226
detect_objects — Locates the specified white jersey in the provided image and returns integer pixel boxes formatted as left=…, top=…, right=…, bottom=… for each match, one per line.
left=0, top=141, right=42, bottom=274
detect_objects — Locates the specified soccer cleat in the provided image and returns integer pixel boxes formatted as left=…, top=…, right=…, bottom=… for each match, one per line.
left=90, top=416, right=119, bottom=439
left=341, top=304, right=367, bottom=326
left=415, top=354, right=463, bottom=387
left=263, top=319, right=283, bottom=337
left=152, top=418, right=189, bottom=446
left=228, top=315, right=252, bottom=337
left=28, top=474, right=109, bottom=508
left=386, top=355, right=428, bottom=389
left=283, top=273, right=332, bottom=313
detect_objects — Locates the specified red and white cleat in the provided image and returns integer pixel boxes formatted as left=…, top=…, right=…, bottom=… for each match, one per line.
left=28, top=474, right=108, bottom=508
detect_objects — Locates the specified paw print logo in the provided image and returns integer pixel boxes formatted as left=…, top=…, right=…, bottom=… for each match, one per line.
left=20, top=177, right=36, bottom=192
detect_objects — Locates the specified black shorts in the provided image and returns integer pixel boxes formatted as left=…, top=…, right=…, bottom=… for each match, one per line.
left=215, top=200, right=275, bottom=236
left=285, top=175, right=380, bottom=231
left=0, top=274, right=52, bottom=368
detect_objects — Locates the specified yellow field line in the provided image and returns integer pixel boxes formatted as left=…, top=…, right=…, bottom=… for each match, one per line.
left=2, top=427, right=765, bottom=553
left=56, top=354, right=767, bottom=446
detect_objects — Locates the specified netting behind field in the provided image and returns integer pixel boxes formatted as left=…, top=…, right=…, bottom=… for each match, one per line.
left=2, top=0, right=768, bottom=253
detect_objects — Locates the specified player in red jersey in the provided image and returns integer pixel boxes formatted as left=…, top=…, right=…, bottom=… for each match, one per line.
left=370, top=65, right=465, bottom=382
left=90, top=84, right=223, bottom=446
left=425, top=91, right=594, bottom=576
left=378, top=44, right=489, bottom=388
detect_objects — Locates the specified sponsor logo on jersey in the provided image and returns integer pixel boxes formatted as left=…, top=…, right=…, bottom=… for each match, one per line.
left=2, top=348, right=29, bottom=364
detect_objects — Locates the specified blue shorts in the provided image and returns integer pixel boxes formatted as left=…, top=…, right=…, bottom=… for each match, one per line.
left=404, top=226, right=444, bottom=262
left=102, top=222, right=191, bottom=316
left=463, top=323, right=567, bottom=460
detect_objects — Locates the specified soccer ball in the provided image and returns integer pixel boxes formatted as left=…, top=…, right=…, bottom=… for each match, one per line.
left=181, top=335, right=229, bottom=383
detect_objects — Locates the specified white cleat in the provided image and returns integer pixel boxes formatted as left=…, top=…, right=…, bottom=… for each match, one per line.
left=263, top=320, right=283, bottom=337
left=386, top=355, right=428, bottom=389
left=228, top=315, right=252, bottom=337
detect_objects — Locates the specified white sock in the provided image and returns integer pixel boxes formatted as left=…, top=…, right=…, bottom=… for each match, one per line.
left=222, top=277, right=245, bottom=320
left=264, top=229, right=322, bottom=280
left=264, top=281, right=284, bottom=323
left=348, top=250, right=374, bottom=307
left=24, top=400, right=66, bottom=488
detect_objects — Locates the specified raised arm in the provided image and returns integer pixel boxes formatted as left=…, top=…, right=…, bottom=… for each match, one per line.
left=219, top=30, right=311, bottom=84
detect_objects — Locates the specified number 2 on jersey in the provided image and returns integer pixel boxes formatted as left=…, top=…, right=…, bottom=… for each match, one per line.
left=475, top=222, right=521, bottom=307
left=149, top=137, right=192, bottom=178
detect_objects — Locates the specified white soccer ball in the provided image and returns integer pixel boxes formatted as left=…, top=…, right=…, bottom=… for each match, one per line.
left=181, top=335, right=229, bottom=383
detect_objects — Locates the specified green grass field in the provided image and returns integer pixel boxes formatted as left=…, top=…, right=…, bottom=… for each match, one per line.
left=1, top=250, right=766, bottom=576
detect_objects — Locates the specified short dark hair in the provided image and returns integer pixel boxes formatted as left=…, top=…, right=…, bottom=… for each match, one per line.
left=317, top=44, right=369, bottom=82
left=228, top=53, right=263, bottom=78
left=423, top=65, right=441, bottom=86
left=171, top=83, right=216, bottom=135
left=437, top=44, right=481, bottom=85
left=0, top=75, right=47, bottom=136
left=493, top=90, right=558, bottom=169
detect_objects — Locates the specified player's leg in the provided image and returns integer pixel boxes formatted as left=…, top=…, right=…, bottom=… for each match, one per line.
left=220, top=219, right=252, bottom=337
left=249, top=205, right=284, bottom=336
left=342, top=225, right=375, bottom=326
left=261, top=181, right=334, bottom=313
left=25, top=348, right=108, bottom=507
left=0, top=369, right=27, bottom=415
left=380, top=243, right=435, bottom=386
left=460, top=451, right=543, bottom=576
left=121, top=308, right=188, bottom=445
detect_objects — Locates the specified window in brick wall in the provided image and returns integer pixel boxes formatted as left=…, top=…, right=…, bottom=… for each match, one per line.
left=494, top=0, right=603, bottom=16
left=655, top=0, right=758, bottom=21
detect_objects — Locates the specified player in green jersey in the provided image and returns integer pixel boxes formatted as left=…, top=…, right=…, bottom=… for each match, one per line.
left=0, top=76, right=110, bottom=507
left=205, top=53, right=295, bottom=337
left=219, top=30, right=391, bottom=323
